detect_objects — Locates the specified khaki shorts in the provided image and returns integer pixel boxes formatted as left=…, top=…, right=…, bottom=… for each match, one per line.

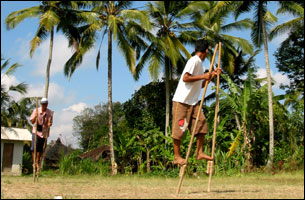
left=171, top=101, right=208, bottom=141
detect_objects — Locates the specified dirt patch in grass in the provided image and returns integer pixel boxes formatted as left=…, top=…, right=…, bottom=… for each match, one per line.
left=1, top=171, right=304, bottom=199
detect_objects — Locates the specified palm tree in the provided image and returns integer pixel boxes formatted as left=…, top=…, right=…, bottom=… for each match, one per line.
left=1, top=56, right=33, bottom=128
left=132, top=1, right=193, bottom=137
left=178, top=1, right=254, bottom=76
left=5, top=1, right=81, bottom=99
left=233, top=1, right=278, bottom=169
left=269, top=1, right=304, bottom=40
left=63, top=1, right=151, bottom=175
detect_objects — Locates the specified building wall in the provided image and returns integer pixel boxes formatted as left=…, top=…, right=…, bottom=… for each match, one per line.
left=1, top=140, right=24, bottom=176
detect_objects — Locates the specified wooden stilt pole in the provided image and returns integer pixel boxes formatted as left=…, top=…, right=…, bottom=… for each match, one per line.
left=33, top=97, right=38, bottom=182
left=207, top=42, right=222, bottom=192
left=176, top=44, right=219, bottom=194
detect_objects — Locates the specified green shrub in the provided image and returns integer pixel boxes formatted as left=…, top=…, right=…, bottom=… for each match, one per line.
left=59, top=150, right=110, bottom=175
left=22, top=151, right=33, bottom=175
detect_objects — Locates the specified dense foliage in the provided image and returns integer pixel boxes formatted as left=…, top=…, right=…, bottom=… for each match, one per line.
left=274, top=23, right=304, bottom=96
left=70, top=70, right=304, bottom=176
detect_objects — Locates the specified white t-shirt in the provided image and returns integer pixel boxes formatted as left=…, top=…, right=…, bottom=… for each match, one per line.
left=172, top=55, right=204, bottom=105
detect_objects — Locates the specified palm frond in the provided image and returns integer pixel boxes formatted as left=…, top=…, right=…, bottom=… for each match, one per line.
left=269, top=18, right=302, bottom=40
left=30, top=26, right=48, bottom=57
left=277, top=2, right=304, bottom=17
left=134, top=44, right=155, bottom=81
left=221, top=18, right=253, bottom=32
left=39, top=9, right=60, bottom=31
left=222, top=35, right=253, bottom=55
left=8, top=82, right=28, bottom=95
left=221, top=73, right=242, bottom=95
left=264, top=10, right=277, bottom=26
left=148, top=52, right=162, bottom=81
left=121, top=9, right=151, bottom=31
left=78, top=11, right=100, bottom=24
left=96, top=29, right=107, bottom=70
left=251, top=2, right=266, bottom=47
left=172, top=37, right=191, bottom=60
left=116, top=25, right=136, bottom=74
left=227, top=130, right=243, bottom=158
left=177, top=1, right=210, bottom=18
left=1, top=59, right=22, bottom=76
left=5, top=6, right=41, bottom=30
left=163, top=36, right=180, bottom=67
left=233, top=1, right=254, bottom=20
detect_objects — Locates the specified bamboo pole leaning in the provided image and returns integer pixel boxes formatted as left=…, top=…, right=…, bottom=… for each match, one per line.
left=176, top=44, right=219, bottom=194
left=207, top=42, right=222, bottom=192
left=33, top=97, right=38, bottom=182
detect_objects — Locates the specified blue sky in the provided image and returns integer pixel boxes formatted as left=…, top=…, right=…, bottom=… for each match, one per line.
left=1, top=1, right=292, bottom=148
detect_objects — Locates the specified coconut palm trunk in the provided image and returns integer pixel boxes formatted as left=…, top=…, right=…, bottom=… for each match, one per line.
left=261, top=10, right=274, bottom=168
left=44, top=27, right=54, bottom=98
left=107, top=29, right=117, bottom=175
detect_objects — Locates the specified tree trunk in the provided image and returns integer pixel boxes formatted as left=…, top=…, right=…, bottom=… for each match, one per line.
left=146, top=149, right=150, bottom=173
left=40, top=27, right=54, bottom=170
left=108, top=29, right=117, bottom=175
left=242, top=123, right=252, bottom=172
left=44, top=27, right=54, bottom=98
left=165, top=57, right=170, bottom=138
left=234, top=112, right=241, bottom=131
left=261, top=8, right=275, bottom=170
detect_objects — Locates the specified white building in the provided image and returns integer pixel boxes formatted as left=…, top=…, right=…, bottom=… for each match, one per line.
left=1, top=127, right=32, bottom=175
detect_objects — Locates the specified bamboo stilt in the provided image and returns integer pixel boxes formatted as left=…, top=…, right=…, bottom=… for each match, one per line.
left=207, top=42, right=222, bottom=192
left=33, top=97, right=38, bottom=182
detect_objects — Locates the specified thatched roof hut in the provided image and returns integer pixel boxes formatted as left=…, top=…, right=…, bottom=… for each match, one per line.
left=44, top=138, right=72, bottom=168
left=79, top=145, right=110, bottom=161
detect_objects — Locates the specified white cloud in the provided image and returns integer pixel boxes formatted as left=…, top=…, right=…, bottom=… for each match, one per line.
left=3, top=78, right=76, bottom=108
left=63, top=102, right=87, bottom=113
left=270, top=31, right=289, bottom=46
left=256, top=68, right=290, bottom=89
left=50, top=102, right=88, bottom=149
left=16, top=33, right=97, bottom=77
left=1, top=74, right=19, bottom=91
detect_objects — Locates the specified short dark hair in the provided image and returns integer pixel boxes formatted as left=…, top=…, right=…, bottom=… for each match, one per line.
left=195, top=39, right=209, bottom=53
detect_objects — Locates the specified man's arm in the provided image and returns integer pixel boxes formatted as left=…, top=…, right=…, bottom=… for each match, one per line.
left=30, top=109, right=37, bottom=124
left=183, top=72, right=212, bottom=82
left=47, top=111, right=54, bottom=128
left=183, top=68, right=221, bottom=86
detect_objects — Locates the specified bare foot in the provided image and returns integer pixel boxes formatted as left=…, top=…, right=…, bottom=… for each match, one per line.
left=196, top=153, right=213, bottom=161
left=174, top=157, right=187, bottom=166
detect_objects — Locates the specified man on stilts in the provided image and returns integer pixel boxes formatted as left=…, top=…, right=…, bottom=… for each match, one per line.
left=30, top=98, right=53, bottom=175
left=171, top=39, right=221, bottom=166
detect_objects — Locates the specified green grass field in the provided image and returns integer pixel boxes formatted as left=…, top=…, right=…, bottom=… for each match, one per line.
left=1, top=170, right=304, bottom=199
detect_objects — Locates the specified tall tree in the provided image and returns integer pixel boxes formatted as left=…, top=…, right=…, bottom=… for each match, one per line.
left=1, top=56, right=34, bottom=129
left=5, top=1, right=59, bottom=98
left=5, top=1, right=85, bottom=98
left=274, top=23, right=304, bottom=96
left=178, top=1, right=254, bottom=75
left=269, top=1, right=304, bottom=41
left=233, top=1, right=278, bottom=169
left=64, top=1, right=151, bottom=175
